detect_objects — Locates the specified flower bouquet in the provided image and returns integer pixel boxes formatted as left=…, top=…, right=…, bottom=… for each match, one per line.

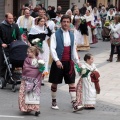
left=75, top=64, right=90, bottom=78
left=37, top=59, right=45, bottom=73
left=32, top=38, right=43, bottom=53
left=80, top=16, right=86, bottom=24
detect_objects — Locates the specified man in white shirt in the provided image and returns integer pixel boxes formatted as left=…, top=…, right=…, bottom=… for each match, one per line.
left=49, top=15, right=83, bottom=112
left=16, top=9, right=34, bottom=32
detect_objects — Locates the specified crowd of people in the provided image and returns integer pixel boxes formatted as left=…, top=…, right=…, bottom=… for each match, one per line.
left=0, top=1, right=120, bottom=117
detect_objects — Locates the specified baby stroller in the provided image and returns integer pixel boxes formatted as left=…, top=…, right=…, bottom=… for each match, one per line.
left=102, top=21, right=111, bottom=41
left=102, top=27, right=111, bottom=41
left=0, top=40, right=28, bottom=92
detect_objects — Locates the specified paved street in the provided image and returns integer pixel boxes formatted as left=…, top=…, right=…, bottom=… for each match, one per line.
left=0, top=40, right=120, bottom=120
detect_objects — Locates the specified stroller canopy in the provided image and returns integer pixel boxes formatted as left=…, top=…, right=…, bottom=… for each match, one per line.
left=10, top=40, right=28, bottom=61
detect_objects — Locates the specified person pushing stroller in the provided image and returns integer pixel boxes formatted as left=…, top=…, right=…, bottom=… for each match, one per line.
left=0, top=13, right=21, bottom=78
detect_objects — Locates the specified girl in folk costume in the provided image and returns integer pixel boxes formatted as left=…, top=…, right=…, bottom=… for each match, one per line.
left=77, top=16, right=90, bottom=51
left=73, top=9, right=84, bottom=50
left=18, top=46, right=44, bottom=116
left=84, top=10, right=98, bottom=44
left=28, top=18, right=52, bottom=85
left=76, top=53, right=100, bottom=109
left=95, top=18, right=103, bottom=40
left=93, top=7, right=102, bottom=40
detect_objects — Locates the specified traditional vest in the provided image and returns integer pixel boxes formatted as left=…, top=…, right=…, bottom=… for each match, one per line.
left=55, top=28, right=74, bottom=60
left=19, top=15, right=33, bottom=31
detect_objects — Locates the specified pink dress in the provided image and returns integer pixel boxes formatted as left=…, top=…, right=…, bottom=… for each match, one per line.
left=18, top=57, right=42, bottom=112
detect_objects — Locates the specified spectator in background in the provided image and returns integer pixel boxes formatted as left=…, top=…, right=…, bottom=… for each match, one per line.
left=98, top=3, right=102, bottom=12
left=42, top=3, right=46, bottom=11
left=31, top=7, right=39, bottom=18
left=18, top=3, right=30, bottom=17
left=49, top=6, right=56, bottom=19
left=71, top=3, right=76, bottom=13
left=36, top=4, right=42, bottom=9
left=80, top=4, right=87, bottom=16
left=55, top=11, right=62, bottom=22
left=57, top=6, right=62, bottom=12
left=47, top=6, right=52, bottom=15
left=0, top=13, right=21, bottom=78
left=86, top=2, right=92, bottom=13
left=35, top=9, right=46, bottom=25
left=71, top=5, right=78, bottom=13
left=18, top=5, right=25, bottom=16
left=66, top=9, right=74, bottom=22
left=17, top=9, right=34, bottom=32
left=25, top=3, right=29, bottom=7
left=29, top=5, right=34, bottom=15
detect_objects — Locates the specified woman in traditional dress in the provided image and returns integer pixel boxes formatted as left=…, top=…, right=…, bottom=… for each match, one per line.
left=28, top=17, right=52, bottom=85
left=106, top=8, right=115, bottom=22
left=66, top=9, right=74, bottom=23
left=92, top=7, right=100, bottom=22
left=72, top=9, right=84, bottom=50
left=99, top=7, right=107, bottom=27
left=18, top=46, right=42, bottom=116
left=44, top=14, right=55, bottom=68
left=76, top=53, right=100, bottom=109
left=77, top=16, right=90, bottom=51
left=84, top=10, right=98, bottom=44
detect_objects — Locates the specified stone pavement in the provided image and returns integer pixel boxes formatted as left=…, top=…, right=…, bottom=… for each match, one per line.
left=0, top=40, right=120, bottom=120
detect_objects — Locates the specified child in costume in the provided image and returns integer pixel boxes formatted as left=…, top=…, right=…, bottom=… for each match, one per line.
left=18, top=46, right=44, bottom=116
left=76, top=53, right=100, bottom=109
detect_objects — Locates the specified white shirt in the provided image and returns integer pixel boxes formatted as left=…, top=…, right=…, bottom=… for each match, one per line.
left=55, top=16, right=61, bottom=22
left=50, top=28, right=79, bottom=63
left=46, top=20, right=55, bottom=33
left=75, top=15, right=81, bottom=20
left=84, top=14, right=95, bottom=26
left=110, top=23, right=120, bottom=38
left=106, top=12, right=115, bottom=21
left=95, top=20, right=102, bottom=28
left=16, top=16, right=35, bottom=28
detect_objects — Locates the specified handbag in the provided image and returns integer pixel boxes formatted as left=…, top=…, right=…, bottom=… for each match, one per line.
left=25, top=91, right=40, bottom=104
left=110, top=37, right=120, bottom=46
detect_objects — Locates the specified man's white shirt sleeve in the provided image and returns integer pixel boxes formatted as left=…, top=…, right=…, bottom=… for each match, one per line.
left=50, top=33, right=59, bottom=62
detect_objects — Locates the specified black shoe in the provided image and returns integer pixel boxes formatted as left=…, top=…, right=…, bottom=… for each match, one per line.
left=35, top=111, right=40, bottom=116
left=41, top=83, right=45, bottom=86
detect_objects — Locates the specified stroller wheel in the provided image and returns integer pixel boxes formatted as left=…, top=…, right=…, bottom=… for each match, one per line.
left=0, top=77, right=5, bottom=89
left=12, top=85, right=16, bottom=92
